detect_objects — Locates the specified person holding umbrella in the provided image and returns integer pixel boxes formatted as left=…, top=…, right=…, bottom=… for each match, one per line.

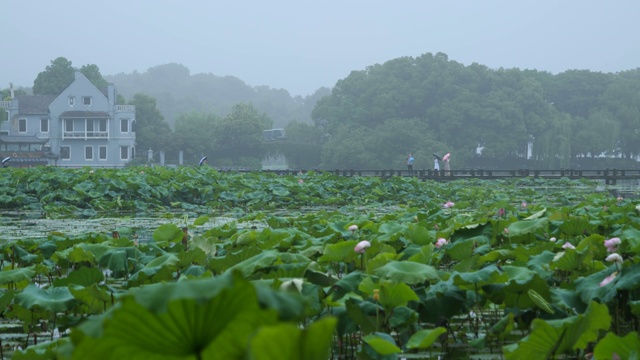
left=443, top=153, right=451, bottom=176
left=199, top=156, right=207, bottom=166
left=2, top=157, right=11, bottom=168
left=433, top=154, right=441, bottom=175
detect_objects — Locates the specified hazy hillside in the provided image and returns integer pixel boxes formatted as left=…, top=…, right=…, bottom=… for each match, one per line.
left=106, top=63, right=330, bottom=128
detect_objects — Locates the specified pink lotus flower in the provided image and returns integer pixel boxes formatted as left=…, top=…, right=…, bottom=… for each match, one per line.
left=562, top=242, right=575, bottom=250
left=348, top=225, right=358, bottom=232
left=604, top=237, right=621, bottom=253
left=521, top=201, right=527, bottom=209
left=435, top=238, right=448, bottom=248
left=599, top=272, right=617, bottom=287
left=497, top=208, right=505, bottom=217
left=443, top=201, right=454, bottom=208
left=354, top=240, right=371, bottom=253
left=606, top=253, right=623, bottom=264
left=298, top=179, right=304, bottom=183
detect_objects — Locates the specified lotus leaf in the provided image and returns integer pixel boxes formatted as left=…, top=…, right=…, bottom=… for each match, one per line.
left=405, top=327, right=447, bottom=350
left=15, top=284, right=77, bottom=313
left=593, top=331, right=640, bottom=360
left=249, top=317, right=336, bottom=360
left=503, top=301, right=611, bottom=359
left=374, top=261, right=439, bottom=284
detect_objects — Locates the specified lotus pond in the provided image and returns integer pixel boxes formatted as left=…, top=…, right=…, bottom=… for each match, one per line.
left=0, top=167, right=639, bottom=359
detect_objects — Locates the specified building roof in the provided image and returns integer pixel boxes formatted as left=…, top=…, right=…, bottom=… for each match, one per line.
left=15, top=95, right=56, bottom=115
left=0, top=135, right=48, bottom=144
left=59, top=111, right=110, bottom=118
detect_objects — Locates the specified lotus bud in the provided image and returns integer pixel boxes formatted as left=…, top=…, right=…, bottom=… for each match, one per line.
left=435, top=238, right=448, bottom=248
left=373, top=289, right=380, bottom=301
left=599, top=272, right=617, bottom=287
left=348, top=225, right=358, bottom=232
left=562, top=242, right=575, bottom=250
left=605, top=253, right=623, bottom=264
left=354, top=240, right=371, bottom=253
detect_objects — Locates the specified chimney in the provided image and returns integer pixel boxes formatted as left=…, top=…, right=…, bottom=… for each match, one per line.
left=108, top=82, right=115, bottom=104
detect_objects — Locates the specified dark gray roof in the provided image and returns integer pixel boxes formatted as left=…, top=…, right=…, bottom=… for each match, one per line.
left=59, top=111, right=110, bottom=118
left=15, top=95, right=56, bottom=115
left=0, top=135, right=48, bottom=144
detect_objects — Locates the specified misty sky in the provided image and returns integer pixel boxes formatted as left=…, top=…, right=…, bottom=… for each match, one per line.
left=4, top=0, right=640, bottom=97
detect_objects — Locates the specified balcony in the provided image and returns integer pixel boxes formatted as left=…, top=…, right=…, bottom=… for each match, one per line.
left=0, top=101, right=13, bottom=109
left=63, top=131, right=109, bottom=139
left=116, top=105, right=135, bottom=112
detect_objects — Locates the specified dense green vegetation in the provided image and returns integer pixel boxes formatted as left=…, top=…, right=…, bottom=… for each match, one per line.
left=312, top=52, right=640, bottom=169
left=0, top=167, right=639, bottom=359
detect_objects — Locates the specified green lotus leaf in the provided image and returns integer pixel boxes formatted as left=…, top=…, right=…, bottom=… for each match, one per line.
left=71, top=275, right=278, bottom=360
left=15, top=284, right=78, bottom=313
left=478, top=249, right=514, bottom=264
left=54, top=266, right=104, bottom=287
left=0, top=265, right=36, bottom=285
left=406, top=327, right=446, bottom=350
left=330, top=271, right=366, bottom=301
left=362, top=333, right=402, bottom=355
left=374, top=261, right=439, bottom=284
left=558, top=216, right=590, bottom=236
left=225, top=250, right=280, bottom=277
left=451, top=265, right=507, bottom=288
left=249, top=317, right=336, bottom=360
left=318, top=240, right=359, bottom=263
left=405, top=223, right=432, bottom=245
left=614, top=261, right=640, bottom=291
left=378, top=280, right=419, bottom=309
left=593, top=331, right=640, bottom=360
left=193, top=215, right=209, bottom=226
left=506, top=218, right=548, bottom=236
left=209, top=246, right=262, bottom=273
left=152, top=223, right=184, bottom=243
left=99, top=249, right=129, bottom=277
left=503, top=301, right=610, bottom=359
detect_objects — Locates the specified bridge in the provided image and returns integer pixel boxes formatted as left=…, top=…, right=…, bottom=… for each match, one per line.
left=249, top=168, right=640, bottom=185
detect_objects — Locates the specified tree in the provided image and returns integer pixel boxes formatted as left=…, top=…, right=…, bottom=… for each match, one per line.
left=33, top=57, right=75, bottom=95
left=127, top=93, right=173, bottom=157
left=80, top=64, right=109, bottom=89
left=212, top=103, right=271, bottom=168
left=277, top=121, right=323, bottom=169
left=173, top=112, right=218, bottom=164
left=33, top=57, right=109, bottom=95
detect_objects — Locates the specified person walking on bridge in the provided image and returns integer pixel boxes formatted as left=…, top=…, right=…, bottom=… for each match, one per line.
left=407, top=153, right=415, bottom=175
left=443, top=153, right=451, bottom=176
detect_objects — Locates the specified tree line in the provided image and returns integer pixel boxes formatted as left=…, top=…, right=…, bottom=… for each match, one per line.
left=4, top=55, right=640, bottom=170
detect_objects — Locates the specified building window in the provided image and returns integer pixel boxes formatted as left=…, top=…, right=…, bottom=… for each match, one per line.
left=18, top=118, right=27, bottom=133
left=69, top=96, right=75, bottom=106
left=85, top=146, right=93, bottom=160
left=65, top=119, right=74, bottom=132
left=99, top=119, right=107, bottom=132
left=82, top=96, right=92, bottom=106
left=120, top=146, right=129, bottom=160
left=99, top=146, right=107, bottom=160
left=41, top=118, right=49, bottom=133
left=120, top=119, right=129, bottom=133
left=60, top=146, right=71, bottom=160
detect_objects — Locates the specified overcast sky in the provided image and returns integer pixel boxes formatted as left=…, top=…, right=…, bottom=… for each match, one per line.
left=4, top=0, right=639, bottom=97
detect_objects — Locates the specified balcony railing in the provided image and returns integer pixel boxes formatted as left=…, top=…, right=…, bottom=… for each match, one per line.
left=116, top=105, right=135, bottom=112
left=0, top=101, right=12, bottom=108
left=63, top=131, right=109, bottom=139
